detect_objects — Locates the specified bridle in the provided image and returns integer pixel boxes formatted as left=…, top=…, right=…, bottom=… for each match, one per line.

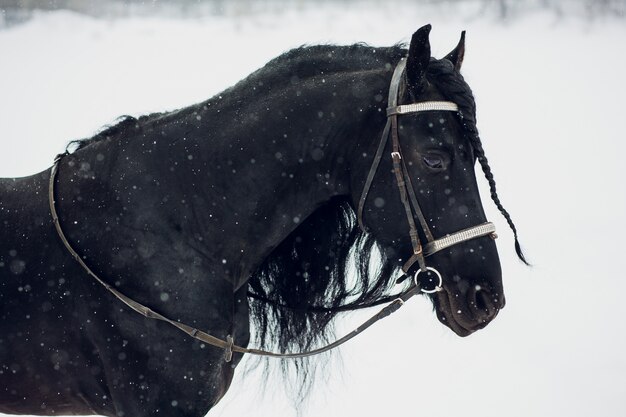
left=357, top=58, right=497, bottom=293
left=48, top=58, right=496, bottom=362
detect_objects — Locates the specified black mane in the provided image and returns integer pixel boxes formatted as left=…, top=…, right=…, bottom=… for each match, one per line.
left=239, top=43, right=406, bottom=89
left=68, top=44, right=406, bottom=152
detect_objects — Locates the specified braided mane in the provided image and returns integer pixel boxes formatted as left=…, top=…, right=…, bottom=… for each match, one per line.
left=426, top=58, right=527, bottom=264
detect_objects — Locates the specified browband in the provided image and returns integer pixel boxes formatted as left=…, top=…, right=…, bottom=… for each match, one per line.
left=386, top=101, right=459, bottom=116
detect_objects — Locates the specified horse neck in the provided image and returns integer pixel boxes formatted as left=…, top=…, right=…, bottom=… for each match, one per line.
left=131, top=68, right=390, bottom=288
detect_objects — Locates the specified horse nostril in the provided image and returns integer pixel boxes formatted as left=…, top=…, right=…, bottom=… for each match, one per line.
left=475, top=289, right=488, bottom=311
left=469, top=286, right=498, bottom=320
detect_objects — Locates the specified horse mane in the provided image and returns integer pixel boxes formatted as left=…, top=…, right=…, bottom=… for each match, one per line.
left=247, top=196, right=396, bottom=397
left=66, top=114, right=150, bottom=152
left=236, top=43, right=406, bottom=90
left=67, top=44, right=406, bottom=154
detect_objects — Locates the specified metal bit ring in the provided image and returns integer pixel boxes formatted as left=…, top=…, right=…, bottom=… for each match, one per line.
left=413, top=267, right=443, bottom=294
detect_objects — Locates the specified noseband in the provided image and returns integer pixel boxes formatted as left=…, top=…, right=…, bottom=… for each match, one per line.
left=357, top=58, right=497, bottom=293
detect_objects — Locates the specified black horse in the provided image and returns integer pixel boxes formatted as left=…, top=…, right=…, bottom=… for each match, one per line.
left=0, top=25, right=524, bottom=416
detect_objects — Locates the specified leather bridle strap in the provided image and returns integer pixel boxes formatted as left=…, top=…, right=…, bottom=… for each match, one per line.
left=48, top=153, right=422, bottom=362
left=357, top=59, right=405, bottom=234
left=390, top=113, right=426, bottom=271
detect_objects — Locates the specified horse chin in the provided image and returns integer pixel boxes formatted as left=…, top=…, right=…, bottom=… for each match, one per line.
left=430, top=287, right=497, bottom=337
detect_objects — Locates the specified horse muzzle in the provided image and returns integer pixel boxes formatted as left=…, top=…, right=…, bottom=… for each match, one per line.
left=432, top=276, right=505, bottom=336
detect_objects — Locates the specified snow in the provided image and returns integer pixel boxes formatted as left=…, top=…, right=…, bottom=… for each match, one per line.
left=1, top=3, right=625, bottom=417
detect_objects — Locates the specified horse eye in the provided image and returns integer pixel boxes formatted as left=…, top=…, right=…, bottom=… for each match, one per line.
left=422, top=154, right=444, bottom=169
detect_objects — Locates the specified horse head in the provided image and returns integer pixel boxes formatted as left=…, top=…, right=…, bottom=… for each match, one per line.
left=355, top=25, right=522, bottom=336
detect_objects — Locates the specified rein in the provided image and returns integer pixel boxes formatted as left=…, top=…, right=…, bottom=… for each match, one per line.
left=48, top=158, right=421, bottom=363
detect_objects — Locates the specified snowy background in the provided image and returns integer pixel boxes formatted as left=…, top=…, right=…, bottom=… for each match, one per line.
left=1, top=1, right=625, bottom=416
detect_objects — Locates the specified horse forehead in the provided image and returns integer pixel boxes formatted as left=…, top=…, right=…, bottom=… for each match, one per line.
left=399, top=111, right=463, bottom=147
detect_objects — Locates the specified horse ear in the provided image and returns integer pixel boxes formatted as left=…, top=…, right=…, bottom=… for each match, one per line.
left=444, top=30, right=466, bottom=72
left=406, top=24, right=432, bottom=92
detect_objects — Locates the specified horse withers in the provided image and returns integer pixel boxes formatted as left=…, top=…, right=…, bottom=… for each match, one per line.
left=0, top=25, right=524, bottom=416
